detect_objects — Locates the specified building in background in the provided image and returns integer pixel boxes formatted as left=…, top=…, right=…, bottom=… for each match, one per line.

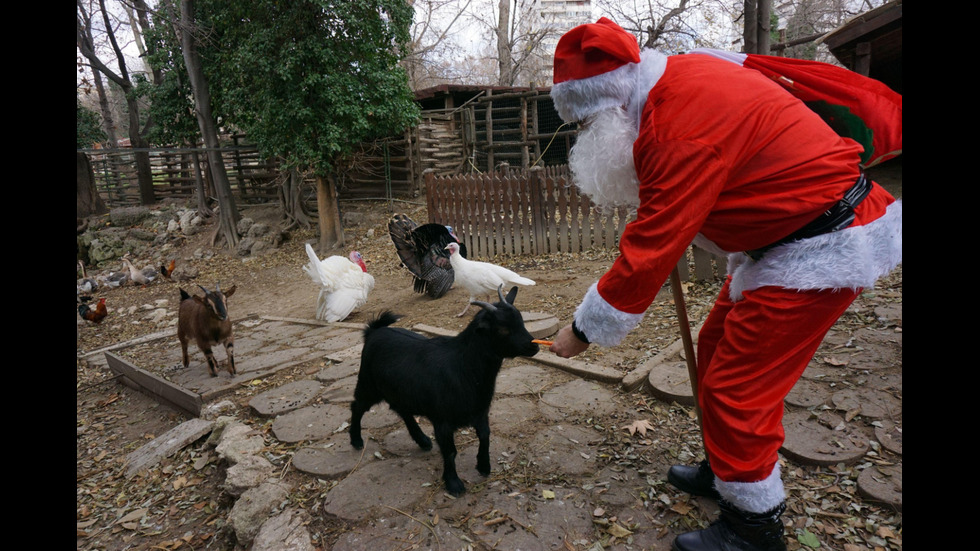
left=523, top=0, right=593, bottom=87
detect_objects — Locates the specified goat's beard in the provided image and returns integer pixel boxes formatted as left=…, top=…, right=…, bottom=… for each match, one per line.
left=568, top=107, right=641, bottom=211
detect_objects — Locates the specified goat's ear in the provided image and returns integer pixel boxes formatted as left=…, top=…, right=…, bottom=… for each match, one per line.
left=505, top=286, right=518, bottom=304
left=224, top=285, right=237, bottom=298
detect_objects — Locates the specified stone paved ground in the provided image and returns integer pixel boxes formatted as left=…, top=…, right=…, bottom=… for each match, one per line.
left=101, top=291, right=901, bottom=550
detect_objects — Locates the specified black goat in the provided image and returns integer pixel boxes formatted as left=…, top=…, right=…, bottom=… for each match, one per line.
left=177, top=284, right=237, bottom=377
left=350, top=285, right=539, bottom=496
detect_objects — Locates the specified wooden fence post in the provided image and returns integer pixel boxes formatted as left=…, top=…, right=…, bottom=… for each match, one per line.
left=529, top=166, right=546, bottom=255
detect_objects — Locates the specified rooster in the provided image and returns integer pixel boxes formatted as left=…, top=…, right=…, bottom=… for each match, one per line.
left=444, top=242, right=535, bottom=317
left=302, top=243, right=375, bottom=322
left=78, top=297, right=108, bottom=324
left=388, top=213, right=467, bottom=299
left=160, top=258, right=177, bottom=280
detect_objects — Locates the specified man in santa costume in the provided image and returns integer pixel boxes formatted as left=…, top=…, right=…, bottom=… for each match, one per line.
left=547, top=17, right=902, bottom=551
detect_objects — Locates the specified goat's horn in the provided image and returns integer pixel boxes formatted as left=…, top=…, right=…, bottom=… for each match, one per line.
left=497, top=284, right=506, bottom=302
left=471, top=300, right=497, bottom=312
left=198, top=285, right=209, bottom=294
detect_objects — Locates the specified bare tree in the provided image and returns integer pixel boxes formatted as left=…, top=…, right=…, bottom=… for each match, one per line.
left=403, top=0, right=477, bottom=89
left=77, top=0, right=156, bottom=204
left=177, top=0, right=240, bottom=249
left=770, top=0, right=887, bottom=59
left=596, top=0, right=708, bottom=52
left=474, top=0, right=556, bottom=86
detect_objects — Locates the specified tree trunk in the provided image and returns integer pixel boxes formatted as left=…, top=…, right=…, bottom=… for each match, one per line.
left=179, top=0, right=240, bottom=249
left=77, top=0, right=155, bottom=203
left=77, top=152, right=109, bottom=219
left=743, top=0, right=758, bottom=54
left=757, top=0, right=771, bottom=55
left=190, top=149, right=214, bottom=218
left=91, top=69, right=118, bottom=148
left=279, top=169, right=313, bottom=231
left=315, top=174, right=345, bottom=253
left=496, top=0, right=513, bottom=86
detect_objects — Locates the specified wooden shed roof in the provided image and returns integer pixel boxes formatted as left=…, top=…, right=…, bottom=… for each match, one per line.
left=821, top=0, right=902, bottom=93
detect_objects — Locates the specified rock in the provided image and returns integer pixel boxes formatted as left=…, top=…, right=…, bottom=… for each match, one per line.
left=237, top=236, right=256, bottom=256
left=109, top=206, right=152, bottom=226
left=250, top=509, right=315, bottom=551
left=247, top=223, right=270, bottom=237
left=237, top=217, right=254, bottom=236
left=213, top=421, right=266, bottom=464
left=223, top=454, right=275, bottom=497
left=228, top=481, right=291, bottom=547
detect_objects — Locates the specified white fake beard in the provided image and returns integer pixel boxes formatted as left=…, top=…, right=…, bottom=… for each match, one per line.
left=568, top=107, right=641, bottom=211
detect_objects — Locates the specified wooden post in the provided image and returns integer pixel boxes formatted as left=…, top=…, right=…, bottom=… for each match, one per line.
left=529, top=166, right=546, bottom=255
left=520, top=94, right=530, bottom=169
left=485, top=89, right=494, bottom=170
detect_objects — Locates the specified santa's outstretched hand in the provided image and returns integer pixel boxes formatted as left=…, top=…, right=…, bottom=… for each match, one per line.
left=550, top=324, right=590, bottom=358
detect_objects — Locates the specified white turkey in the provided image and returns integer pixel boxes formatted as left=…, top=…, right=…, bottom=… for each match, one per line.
left=302, top=243, right=375, bottom=322
left=388, top=213, right=467, bottom=299
left=444, top=241, right=535, bottom=317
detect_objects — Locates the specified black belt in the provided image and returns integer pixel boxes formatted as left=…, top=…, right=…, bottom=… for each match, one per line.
left=745, top=172, right=871, bottom=261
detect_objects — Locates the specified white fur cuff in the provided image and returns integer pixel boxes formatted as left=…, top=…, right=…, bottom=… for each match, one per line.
left=573, top=282, right=645, bottom=347
left=727, top=199, right=903, bottom=301
left=715, top=462, right=785, bottom=513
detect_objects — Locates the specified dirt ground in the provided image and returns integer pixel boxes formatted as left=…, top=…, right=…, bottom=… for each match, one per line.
left=76, top=177, right=902, bottom=551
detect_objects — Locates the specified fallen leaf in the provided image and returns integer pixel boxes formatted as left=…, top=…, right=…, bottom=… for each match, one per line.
left=116, top=508, right=148, bottom=525
left=623, top=419, right=655, bottom=437
left=797, top=528, right=821, bottom=548
left=593, top=507, right=605, bottom=517
left=542, top=489, right=555, bottom=499
left=823, top=356, right=848, bottom=367
left=607, top=522, right=633, bottom=538
left=670, top=502, right=693, bottom=515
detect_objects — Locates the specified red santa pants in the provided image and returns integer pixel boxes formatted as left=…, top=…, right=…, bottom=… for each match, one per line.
left=696, top=277, right=859, bottom=483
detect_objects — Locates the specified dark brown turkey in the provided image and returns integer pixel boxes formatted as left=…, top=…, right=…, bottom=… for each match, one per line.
left=388, top=213, right=467, bottom=299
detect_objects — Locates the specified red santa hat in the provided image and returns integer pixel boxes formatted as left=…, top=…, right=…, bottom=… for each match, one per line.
left=550, top=18, right=641, bottom=123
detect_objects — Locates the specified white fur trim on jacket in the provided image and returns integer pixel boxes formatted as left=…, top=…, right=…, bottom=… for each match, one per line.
left=715, top=462, right=785, bottom=513
left=551, top=62, right=639, bottom=123
left=574, top=282, right=645, bottom=347
left=688, top=48, right=748, bottom=66
left=727, top=200, right=902, bottom=301
left=628, top=49, right=668, bottom=133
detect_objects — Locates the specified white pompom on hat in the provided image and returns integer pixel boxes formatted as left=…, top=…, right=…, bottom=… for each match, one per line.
left=550, top=17, right=641, bottom=123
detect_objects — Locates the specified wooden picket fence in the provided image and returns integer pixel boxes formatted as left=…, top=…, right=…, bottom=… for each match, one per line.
left=425, top=165, right=727, bottom=282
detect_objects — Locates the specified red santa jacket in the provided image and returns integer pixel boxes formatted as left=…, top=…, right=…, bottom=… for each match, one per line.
left=575, top=51, right=903, bottom=347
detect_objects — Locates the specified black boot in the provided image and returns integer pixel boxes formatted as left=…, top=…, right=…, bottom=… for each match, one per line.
left=668, top=459, right=722, bottom=500
left=672, top=500, right=787, bottom=551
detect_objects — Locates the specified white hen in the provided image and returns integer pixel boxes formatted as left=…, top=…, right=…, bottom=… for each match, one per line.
left=445, top=242, right=535, bottom=317
left=303, top=243, right=375, bottom=322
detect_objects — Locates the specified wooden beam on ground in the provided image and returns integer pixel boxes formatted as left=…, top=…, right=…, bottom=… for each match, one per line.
left=105, top=351, right=203, bottom=417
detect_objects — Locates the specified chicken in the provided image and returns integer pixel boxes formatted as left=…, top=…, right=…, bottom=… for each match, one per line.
left=160, top=258, right=177, bottom=280
left=388, top=213, right=467, bottom=299
left=444, top=242, right=535, bottom=317
left=302, top=243, right=375, bottom=322
left=78, top=297, right=108, bottom=324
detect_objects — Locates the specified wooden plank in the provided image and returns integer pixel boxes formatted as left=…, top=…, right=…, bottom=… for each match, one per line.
left=105, top=351, right=203, bottom=418
left=557, top=183, right=569, bottom=252
left=692, top=246, right=715, bottom=281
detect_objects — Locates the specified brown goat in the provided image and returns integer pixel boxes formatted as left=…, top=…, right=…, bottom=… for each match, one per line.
left=177, top=284, right=237, bottom=377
